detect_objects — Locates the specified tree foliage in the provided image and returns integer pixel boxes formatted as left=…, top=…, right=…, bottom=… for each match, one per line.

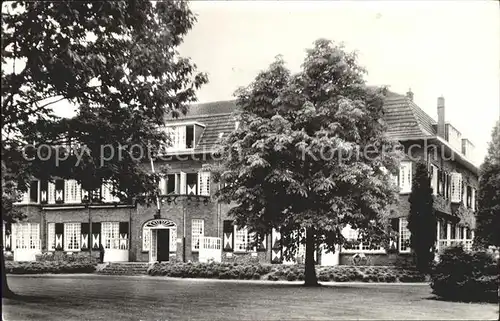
left=475, top=121, right=500, bottom=248
left=214, top=39, right=400, bottom=285
left=1, top=0, right=206, bottom=297
left=407, top=161, right=436, bottom=273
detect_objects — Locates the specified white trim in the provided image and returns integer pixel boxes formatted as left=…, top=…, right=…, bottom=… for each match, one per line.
left=163, top=121, right=206, bottom=128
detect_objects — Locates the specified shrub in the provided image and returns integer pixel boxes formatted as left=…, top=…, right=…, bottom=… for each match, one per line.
left=5, top=261, right=95, bottom=274
left=431, top=246, right=498, bottom=303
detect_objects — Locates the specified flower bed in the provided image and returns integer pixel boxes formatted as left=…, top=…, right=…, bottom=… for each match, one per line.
left=147, top=262, right=426, bottom=283
left=5, top=261, right=96, bottom=274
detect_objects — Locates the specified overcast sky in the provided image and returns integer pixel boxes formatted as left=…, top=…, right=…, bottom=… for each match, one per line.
left=177, top=0, right=499, bottom=165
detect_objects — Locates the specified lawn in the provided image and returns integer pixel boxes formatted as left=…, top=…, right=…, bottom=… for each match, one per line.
left=2, top=274, right=498, bottom=320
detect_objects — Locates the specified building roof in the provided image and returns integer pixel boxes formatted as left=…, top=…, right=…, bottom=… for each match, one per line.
left=164, top=93, right=477, bottom=174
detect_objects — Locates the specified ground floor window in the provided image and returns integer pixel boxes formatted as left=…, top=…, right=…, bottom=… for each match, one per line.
left=191, top=219, right=204, bottom=251
left=12, top=223, right=40, bottom=250
left=64, top=223, right=81, bottom=251
left=234, top=225, right=256, bottom=252
left=102, top=222, right=119, bottom=249
left=341, top=225, right=384, bottom=253
left=399, top=218, right=411, bottom=253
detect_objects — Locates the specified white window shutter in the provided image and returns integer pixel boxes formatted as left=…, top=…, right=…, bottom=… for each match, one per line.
left=178, top=126, right=186, bottom=149
left=180, top=172, right=186, bottom=195
left=159, top=177, right=166, bottom=195
left=431, top=165, right=438, bottom=195
left=48, top=182, right=55, bottom=204
left=450, top=172, right=462, bottom=203
left=399, top=162, right=412, bottom=193
left=198, top=172, right=210, bottom=196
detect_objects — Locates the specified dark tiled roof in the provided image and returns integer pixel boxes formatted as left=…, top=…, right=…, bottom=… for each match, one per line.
left=167, top=92, right=441, bottom=151
left=383, top=95, right=436, bottom=139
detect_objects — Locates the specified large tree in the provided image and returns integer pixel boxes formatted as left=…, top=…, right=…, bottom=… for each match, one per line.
left=1, top=1, right=206, bottom=298
left=407, top=161, right=436, bottom=273
left=214, top=39, right=400, bottom=286
left=475, top=121, right=500, bottom=248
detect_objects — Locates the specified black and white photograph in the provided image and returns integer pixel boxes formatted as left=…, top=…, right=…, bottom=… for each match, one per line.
left=1, top=1, right=499, bottom=320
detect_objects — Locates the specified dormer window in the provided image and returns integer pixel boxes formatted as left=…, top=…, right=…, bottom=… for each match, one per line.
left=164, top=122, right=205, bottom=152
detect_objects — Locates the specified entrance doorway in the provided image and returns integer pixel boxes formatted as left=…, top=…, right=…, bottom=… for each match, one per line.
left=157, top=229, right=170, bottom=262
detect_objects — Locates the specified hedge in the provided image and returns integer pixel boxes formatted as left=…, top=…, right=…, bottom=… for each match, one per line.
left=431, top=246, right=499, bottom=303
left=5, top=261, right=96, bottom=274
left=147, top=262, right=426, bottom=283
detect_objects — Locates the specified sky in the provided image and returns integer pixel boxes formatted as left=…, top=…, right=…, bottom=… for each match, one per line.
left=176, top=0, right=499, bottom=166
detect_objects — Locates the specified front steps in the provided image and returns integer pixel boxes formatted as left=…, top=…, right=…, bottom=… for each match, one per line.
left=97, top=262, right=151, bottom=275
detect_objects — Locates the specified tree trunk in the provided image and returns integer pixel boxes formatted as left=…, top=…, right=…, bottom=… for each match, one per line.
left=1, top=246, right=15, bottom=298
left=304, top=227, right=319, bottom=287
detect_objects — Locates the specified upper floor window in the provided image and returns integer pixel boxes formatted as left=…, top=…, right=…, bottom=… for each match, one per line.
left=159, top=171, right=211, bottom=196
left=165, top=125, right=195, bottom=151
left=16, top=180, right=39, bottom=204
left=430, top=164, right=438, bottom=195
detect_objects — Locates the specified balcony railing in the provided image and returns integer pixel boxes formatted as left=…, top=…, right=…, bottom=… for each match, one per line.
left=437, top=239, right=473, bottom=252
left=103, top=238, right=129, bottom=250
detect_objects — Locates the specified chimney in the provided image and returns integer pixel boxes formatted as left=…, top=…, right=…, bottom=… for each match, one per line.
left=406, top=88, right=414, bottom=101
left=437, top=96, right=445, bottom=138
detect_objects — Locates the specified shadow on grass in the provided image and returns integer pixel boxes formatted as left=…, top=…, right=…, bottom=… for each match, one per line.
left=425, top=295, right=499, bottom=304
left=2, top=293, right=54, bottom=304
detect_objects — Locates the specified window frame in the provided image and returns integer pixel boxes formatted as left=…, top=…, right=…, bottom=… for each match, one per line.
left=64, top=222, right=81, bottom=251
left=191, top=219, right=204, bottom=252
left=399, top=161, right=413, bottom=194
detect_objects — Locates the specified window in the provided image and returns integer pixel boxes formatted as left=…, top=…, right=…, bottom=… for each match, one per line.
left=399, top=162, right=412, bottom=193
left=234, top=225, right=250, bottom=252
left=191, top=219, right=204, bottom=251
left=64, top=223, right=81, bottom=251
left=341, top=225, right=384, bottom=252
left=29, top=180, right=39, bottom=203
left=102, top=182, right=119, bottom=202
left=186, top=125, right=194, bottom=149
left=64, top=180, right=82, bottom=203
left=12, top=223, right=40, bottom=249
left=102, top=222, right=119, bottom=249
left=47, top=223, right=55, bottom=251
left=165, top=125, right=195, bottom=151
left=450, top=223, right=457, bottom=239
left=466, top=186, right=472, bottom=208
left=198, top=172, right=210, bottom=196
left=399, top=218, right=411, bottom=253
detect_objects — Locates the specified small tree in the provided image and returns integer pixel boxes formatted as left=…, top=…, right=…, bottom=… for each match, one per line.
left=475, top=121, right=500, bottom=248
left=215, top=39, right=400, bottom=286
left=408, top=161, right=436, bottom=273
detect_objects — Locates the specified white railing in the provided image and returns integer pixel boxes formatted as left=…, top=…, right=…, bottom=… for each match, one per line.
left=203, top=237, right=221, bottom=250
left=14, top=239, right=41, bottom=250
left=200, top=237, right=222, bottom=263
left=437, top=239, right=473, bottom=252
left=104, top=238, right=129, bottom=250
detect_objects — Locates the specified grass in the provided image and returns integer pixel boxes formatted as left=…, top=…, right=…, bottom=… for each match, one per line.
left=2, top=274, right=498, bottom=320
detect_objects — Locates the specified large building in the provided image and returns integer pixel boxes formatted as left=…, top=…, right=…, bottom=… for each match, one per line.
left=3, top=90, right=479, bottom=265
